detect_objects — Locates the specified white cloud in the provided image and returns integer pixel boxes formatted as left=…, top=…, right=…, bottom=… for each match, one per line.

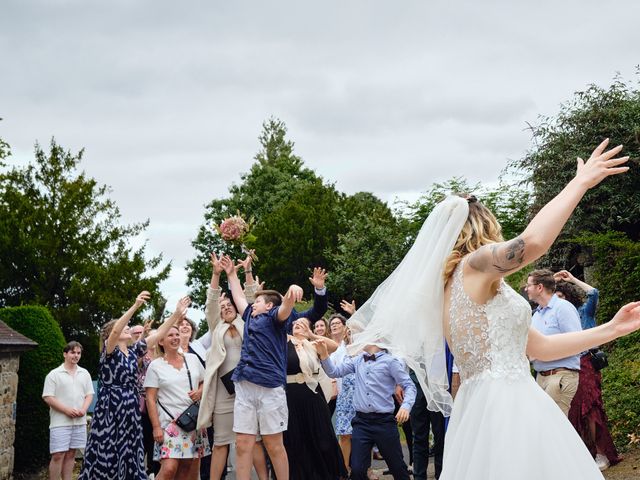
left=2, top=0, right=639, bottom=309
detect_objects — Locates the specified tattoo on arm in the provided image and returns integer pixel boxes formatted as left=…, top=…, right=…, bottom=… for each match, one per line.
left=491, top=237, right=525, bottom=273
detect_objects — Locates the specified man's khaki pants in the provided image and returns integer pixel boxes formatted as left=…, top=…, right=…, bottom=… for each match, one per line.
left=536, top=369, right=579, bottom=416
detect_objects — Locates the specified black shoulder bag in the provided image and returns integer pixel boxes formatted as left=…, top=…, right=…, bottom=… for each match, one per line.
left=589, top=348, right=608, bottom=371
left=157, top=356, right=200, bottom=432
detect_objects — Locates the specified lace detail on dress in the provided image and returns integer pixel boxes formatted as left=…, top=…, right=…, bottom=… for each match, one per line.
left=449, top=259, right=532, bottom=384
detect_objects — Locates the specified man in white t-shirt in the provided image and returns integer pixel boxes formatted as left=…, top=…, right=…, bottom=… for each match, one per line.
left=42, top=341, right=94, bottom=480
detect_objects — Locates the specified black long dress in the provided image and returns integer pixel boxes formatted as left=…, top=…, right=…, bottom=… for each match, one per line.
left=283, top=341, right=348, bottom=480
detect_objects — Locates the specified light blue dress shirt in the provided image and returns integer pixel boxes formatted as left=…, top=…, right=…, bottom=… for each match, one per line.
left=531, top=294, right=582, bottom=372
left=320, top=350, right=416, bottom=413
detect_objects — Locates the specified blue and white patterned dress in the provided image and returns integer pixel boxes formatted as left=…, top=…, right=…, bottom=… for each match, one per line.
left=79, top=340, right=147, bottom=480
left=334, top=372, right=356, bottom=435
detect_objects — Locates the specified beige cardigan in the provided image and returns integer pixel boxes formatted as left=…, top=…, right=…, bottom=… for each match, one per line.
left=288, top=336, right=334, bottom=403
left=197, top=283, right=257, bottom=430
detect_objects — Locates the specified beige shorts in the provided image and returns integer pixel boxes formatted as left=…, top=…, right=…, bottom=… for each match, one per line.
left=536, top=369, right=579, bottom=416
left=232, top=380, right=288, bottom=435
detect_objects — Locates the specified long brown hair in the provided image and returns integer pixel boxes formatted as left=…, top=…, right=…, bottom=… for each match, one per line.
left=443, top=195, right=504, bottom=282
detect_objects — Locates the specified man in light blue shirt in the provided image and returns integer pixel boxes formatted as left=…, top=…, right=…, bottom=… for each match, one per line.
left=317, top=341, right=416, bottom=480
left=526, top=269, right=582, bottom=415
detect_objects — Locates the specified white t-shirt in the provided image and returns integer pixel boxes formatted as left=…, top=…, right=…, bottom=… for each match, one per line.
left=42, top=364, right=94, bottom=429
left=143, top=353, right=205, bottom=428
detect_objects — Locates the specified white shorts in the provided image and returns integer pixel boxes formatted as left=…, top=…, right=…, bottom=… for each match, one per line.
left=232, top=380, right=288, bottom=435
left=50, top=425, right=87, bottom=454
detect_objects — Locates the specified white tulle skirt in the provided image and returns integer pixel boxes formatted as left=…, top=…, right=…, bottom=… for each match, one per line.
left=440, top=375, right=604, bottom=479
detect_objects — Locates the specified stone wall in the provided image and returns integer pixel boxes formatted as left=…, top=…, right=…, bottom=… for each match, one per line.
left=0, top=352, right=19, bottom=480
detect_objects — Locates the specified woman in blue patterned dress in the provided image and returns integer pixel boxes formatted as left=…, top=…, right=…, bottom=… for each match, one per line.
left=330, top=314, right=359, bottom=474
left=79, top=292, right=191, bottom=480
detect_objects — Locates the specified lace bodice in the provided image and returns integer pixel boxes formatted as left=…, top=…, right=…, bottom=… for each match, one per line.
left=449, top=259, right=532, bottom=383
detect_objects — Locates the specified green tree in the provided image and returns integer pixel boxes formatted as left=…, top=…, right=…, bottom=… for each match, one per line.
left=510, top=73, right=640, bottom=270
left=252, top=180, right=342, bottom=293
left=0, top=139, right=170, bottom=370
left=186, top=118, right=322, bottom=306
left=0, top=306, right=66, bottom=473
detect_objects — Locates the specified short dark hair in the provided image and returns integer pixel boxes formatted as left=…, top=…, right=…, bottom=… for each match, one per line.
left=528, top=269, right=555, bottom=292
left=63, top=341, right=83, bottom=353
left=256, top=290, right=283, bottom=307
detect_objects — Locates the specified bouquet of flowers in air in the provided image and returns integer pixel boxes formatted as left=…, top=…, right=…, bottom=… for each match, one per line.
left=214, top=213, right=258, bottom=261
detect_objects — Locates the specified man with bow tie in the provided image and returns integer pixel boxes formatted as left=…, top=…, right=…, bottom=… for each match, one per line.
left=316, top=341, right=416, bottom=480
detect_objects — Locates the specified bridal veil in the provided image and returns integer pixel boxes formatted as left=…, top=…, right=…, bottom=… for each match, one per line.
left=347, top=195, right=469, bottom=416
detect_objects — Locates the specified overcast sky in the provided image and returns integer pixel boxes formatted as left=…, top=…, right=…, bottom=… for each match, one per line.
left=2, top=0, right=639, bottom=319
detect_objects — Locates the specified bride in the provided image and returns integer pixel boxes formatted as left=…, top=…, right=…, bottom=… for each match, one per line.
left=347, top=139, right=639, bottom=479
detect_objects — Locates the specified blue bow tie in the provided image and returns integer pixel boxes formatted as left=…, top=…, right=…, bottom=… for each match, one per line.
left=364, top=353, right=377, bottom=362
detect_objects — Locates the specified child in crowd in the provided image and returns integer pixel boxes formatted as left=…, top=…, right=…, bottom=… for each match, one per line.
left=316, top=340, right=416, bottom=480
left=224, top=260, right=329, bottom=480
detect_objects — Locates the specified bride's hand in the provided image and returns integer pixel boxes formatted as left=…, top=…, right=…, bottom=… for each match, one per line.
left=609, top=301, right=640, bottom=338
left=574, top=139, right=629, bottom=189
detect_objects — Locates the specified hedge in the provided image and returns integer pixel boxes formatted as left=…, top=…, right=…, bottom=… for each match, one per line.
left=0, top=306, right=66, bottom=472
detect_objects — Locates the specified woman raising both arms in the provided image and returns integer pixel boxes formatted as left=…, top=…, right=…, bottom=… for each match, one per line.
left=347, top=139, right=639, bottom=480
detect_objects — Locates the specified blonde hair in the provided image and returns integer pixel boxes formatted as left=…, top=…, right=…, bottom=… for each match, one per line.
left=443, top=196, right=504, bottom=282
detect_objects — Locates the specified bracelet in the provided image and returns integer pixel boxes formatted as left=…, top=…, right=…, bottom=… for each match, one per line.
left=245, top=270, right=253, bottom=274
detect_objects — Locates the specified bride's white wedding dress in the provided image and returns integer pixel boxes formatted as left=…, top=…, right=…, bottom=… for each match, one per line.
left=440, top=258, right=603, bottom=479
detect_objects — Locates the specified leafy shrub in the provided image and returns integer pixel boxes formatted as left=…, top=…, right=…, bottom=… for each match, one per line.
left=0, top=306, right=66, bottom=472
left=571, top=231, right=640, bottom=449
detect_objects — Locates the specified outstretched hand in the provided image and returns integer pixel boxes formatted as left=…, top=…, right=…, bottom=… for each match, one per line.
left=287, top=285, right=304, bottom=303
left=175, top=296, right=191, bottom=319
left=210, top=252, right=224, bottom=275
left=610, top=301, right=640, bottom=337
left=575, top=139, right=629, bottom=189
left=135, top=291, right=151, bottom=308
left=340, top=299, right=356, bottom=316
left=235, top=253, right=253, bottom=273
left=553, top=270, right=575, bottom=283
left=220, top=255, right=235, bottom=277
left=309, top=267, right=328, bottom=290
left=313, top=338, right=329, bottom=359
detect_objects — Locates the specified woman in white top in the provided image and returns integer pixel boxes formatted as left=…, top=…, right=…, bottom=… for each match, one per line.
left=145, top=325, right=210, bottom=480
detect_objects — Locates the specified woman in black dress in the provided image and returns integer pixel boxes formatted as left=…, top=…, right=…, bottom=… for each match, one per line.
left=283, top=318, right=348, bottom=479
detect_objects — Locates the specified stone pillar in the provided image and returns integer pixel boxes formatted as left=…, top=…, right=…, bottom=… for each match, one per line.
left=0, top=353, right=20, bottom=480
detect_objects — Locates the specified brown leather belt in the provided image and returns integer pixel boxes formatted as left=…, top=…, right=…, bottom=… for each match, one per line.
left=538, top=367, right=579, bottom=377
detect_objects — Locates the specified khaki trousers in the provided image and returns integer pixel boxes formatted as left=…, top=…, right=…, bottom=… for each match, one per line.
left=536, top=369, right=579, bottom=416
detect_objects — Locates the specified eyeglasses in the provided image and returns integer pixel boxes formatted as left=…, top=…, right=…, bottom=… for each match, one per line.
left=525, top=282, right=539, bottom=287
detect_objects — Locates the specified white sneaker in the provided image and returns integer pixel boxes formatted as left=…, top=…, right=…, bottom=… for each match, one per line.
left=595, top=453, right=610, bottom=471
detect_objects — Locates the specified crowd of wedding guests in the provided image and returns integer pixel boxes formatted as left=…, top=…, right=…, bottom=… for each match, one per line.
left=42, top=251, right=621, bottom=480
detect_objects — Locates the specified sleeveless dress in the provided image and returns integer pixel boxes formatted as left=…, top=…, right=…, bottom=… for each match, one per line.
left=440, top=260, right=604, bottom=479
left=79, top=340, right=147, bottom=480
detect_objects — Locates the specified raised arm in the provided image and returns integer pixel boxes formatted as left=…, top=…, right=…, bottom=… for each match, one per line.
left=527, top=301, right=640, bottom=361
left=236, top=253, right=259, bottom=303
left=204, top=252, right=224, bottom=333
left=106, top=291, right=150, bottom=354
left=296, top=267, right=329, bottom=321
left=316, top=339, right=356, bottom=378
left=223, top=255, right=249, bottom=314
left=554, top=270, right=595, bottom=293
left=277, top=285, right=303, bottom=322
left=468, top=140, right=628, bottom=279
left=146, top=296, right=191, bottom=350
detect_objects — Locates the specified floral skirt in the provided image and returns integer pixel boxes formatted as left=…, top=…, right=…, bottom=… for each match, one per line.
left=154, top=422, right=211, bottom=460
